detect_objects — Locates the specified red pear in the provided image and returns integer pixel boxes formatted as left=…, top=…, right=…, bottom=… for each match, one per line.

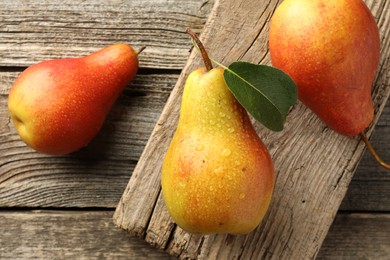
left=269, top=0, right=380, bottom=136
left=8, top=44, right=139, bottom=155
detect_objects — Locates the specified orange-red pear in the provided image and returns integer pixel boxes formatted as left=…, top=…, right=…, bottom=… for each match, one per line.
left=8, top=44, right=139, bottom=155
left=269, top=0, right=380, bottom=136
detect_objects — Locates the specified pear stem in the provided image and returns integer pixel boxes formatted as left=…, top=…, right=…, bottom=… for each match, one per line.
left=136, top=47, right=146, bottom=56
left=186, top=28, right=213, bottom=71
left=360, top=132, right=390, bottom=170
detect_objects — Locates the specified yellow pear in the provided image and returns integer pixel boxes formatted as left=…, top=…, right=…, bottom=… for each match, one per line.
left=161, top=67, right=274, bottom=234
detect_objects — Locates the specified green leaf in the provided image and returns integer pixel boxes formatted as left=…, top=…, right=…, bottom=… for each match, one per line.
left=223, top=61, right=297, bottom=131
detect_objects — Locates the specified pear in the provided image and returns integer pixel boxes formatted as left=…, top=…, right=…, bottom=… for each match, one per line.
left=269, top=0, right=380, bottom=136
left=8, top=44, right=139, bottom=155
left=162, top=67, right=274, bottom=234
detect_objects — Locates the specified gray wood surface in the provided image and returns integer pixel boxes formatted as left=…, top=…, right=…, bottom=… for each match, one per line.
left=318, top=213, right=390, bottom=259
left=0, top=211, right=388, bottom=259
left=0, top=0, right=389, bottom=259
left=0, top=0, right=213, bottom=69
left=1, top=71, right=175, bottom=207
left=0, top=210, right=173, bottom=259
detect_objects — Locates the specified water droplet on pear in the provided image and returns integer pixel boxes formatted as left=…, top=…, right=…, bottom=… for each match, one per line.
left=221, top=148, right=231, bottom=157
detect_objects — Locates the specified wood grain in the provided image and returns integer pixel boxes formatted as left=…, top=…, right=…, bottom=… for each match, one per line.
left=0, top=210, right=388, bottom=259
left=0, top=210, right=173, bottom=259
left=0, top=0, right=214, bottom=69
left=318, top=213, right=390, bottom=259
left=113, top=0, right=390, bottom=259
left=0, top=71, right=178, bottom=207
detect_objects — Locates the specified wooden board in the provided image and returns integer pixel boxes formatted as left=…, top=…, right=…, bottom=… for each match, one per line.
left=0, top=71, right=176, bottom=208
left=1, top=210, right=389, bottom=259
left=318, top=213, right=390, bottom=259
left=113, top=0, right=390, bottom=259
left=0, top=0, right=213, bottom=69
left=0, top=210, right=173, bottom=259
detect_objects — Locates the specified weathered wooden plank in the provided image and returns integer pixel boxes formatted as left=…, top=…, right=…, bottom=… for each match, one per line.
left=0, top=0, right=214, bottom=69
left=341, top=181, right=390, bottom=211
left=0, top=71, right=177, bottom=207
left=113, top=0, right=390, bottom=259
left=318, top=213, right=390, bottom=259
left=0, top=210, right=173, bottom=259
left=0, top=210, right=388, bottom=259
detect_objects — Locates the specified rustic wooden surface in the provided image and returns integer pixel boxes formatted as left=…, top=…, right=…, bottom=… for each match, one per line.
left=0, top=0, right=389, bottom=259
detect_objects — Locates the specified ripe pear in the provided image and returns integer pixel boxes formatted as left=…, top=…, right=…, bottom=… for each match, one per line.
left=8, top=44, right=139, bottom=155
left=269, top=0, right=380, bottom=136
left=161, top=67, right=274, bottom=235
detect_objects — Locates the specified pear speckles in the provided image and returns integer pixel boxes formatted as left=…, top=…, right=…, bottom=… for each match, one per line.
left=239, top=193, right=246, bottom=199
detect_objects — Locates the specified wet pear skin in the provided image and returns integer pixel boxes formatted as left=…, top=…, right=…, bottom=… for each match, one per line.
left=8, top=44, right=138, bottom=155
left=269, top=0, right=380, bottom=136
left=162, top=68, right=275, bottom=235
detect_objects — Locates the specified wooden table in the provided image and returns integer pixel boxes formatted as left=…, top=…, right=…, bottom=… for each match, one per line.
left=0, top=0, right=389, bottom=259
